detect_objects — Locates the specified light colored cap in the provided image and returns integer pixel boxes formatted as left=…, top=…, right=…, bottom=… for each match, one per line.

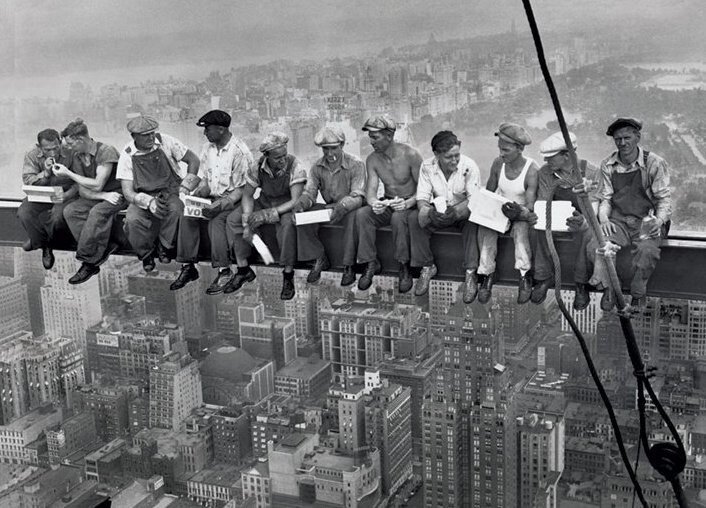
left=362, top=114, right=396, bottom=132
left=539, top=131, right=578, bottom=157
left=259, top=132, right=289, bottom=153
left=495, top=122, right=532, bottom=146
left=127, top=115, right=159, bottom=134
left=314, top=126, right=346, bottom=147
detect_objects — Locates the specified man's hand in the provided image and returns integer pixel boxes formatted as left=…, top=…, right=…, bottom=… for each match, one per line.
left=103, top=192, right=123, bottom=206
left=566, top=211, right=585, bottom=232
left=501, top=202, right=523, bottom=221
left=572, top=178, right=597, bottom=196
left=51, top=163, right=72, bottom=178
left=292, top=196, right=312, bottom=214
left=371, top=200, right=388, bottom=215
left=201, top=201, right=223, bottom=219
left=389, top=196, right=406, bottom=212
left=644, top=218, right=662, bottom=239
left=243, top=225, right=254, bottom=243
left=248, top=208, right=279, bottom=229
left=180, top=174, right=201, bottom=195
left=429, top=209, right=455, bottom=229
left=600, top=220, right=617, bottom=237
left=191, top=182, right=211, bottom=198
left=328, top=203, right=347, bottom=224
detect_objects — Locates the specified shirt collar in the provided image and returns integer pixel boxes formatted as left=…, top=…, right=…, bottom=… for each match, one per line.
left=259, top=157, right=285, bottom=178
left=316, top=152, right=350, bottom=172
left=209, top=136, right=234, bottom=153
left=432, top=156, right=467, bottom=178
left=607, top=146, right=645, bottom=168
left=127, top=136, right=163, bottom=155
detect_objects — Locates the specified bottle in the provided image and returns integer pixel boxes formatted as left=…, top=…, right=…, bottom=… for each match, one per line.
left=639, top=210, right=658, bottom=241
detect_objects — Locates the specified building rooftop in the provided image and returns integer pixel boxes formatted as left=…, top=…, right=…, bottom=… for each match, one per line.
left=275, top=356, right=330, bottom=380
left=3, top=405, right=61, bottom=433
left=200, top=344, right=270, bottom=383
left=85, top=439, right=126, bottom=462
left=188, top=465, right=240, bottom=487
left=301, top=449, right=357, bottom=473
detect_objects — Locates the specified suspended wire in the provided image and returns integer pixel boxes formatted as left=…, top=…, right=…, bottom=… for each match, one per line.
left=519, top=0, right=687, bottom=506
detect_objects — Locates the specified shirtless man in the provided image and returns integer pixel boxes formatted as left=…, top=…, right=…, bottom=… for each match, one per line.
left=355, top=115, right=423, bottom=292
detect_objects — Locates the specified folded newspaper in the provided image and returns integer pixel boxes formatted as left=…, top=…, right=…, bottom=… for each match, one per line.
left=183, top=195, right=212, bottom=219
left=467, top=188, right=511, bottom=233
left=22, top=185, right=64, bottom=204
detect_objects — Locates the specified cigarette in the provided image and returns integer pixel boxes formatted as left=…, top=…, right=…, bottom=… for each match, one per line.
left=332, top=156, right=336, bottom=161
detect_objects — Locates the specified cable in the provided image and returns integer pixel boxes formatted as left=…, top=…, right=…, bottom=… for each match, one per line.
left=520, top=0, right=687, bottom=506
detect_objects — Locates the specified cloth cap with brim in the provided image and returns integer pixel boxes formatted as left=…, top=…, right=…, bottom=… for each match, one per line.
left=127, top=115, right=159, bottom=134
left=494, top=122, right=532, bottom=146
left=259, top=132, right=289, bottom=153
left=539, top=131, right=578, bottom=157
left=196, top=110, right=231, bottom=128
left=362, top=114, right=396, bottom=132
left=314, top=126, right=346, bottom=147
left=606, top=117, right=643, bottom=136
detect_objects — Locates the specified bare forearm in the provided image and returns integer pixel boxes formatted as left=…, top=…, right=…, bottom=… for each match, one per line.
left=79, top=187, right=105, bottom=200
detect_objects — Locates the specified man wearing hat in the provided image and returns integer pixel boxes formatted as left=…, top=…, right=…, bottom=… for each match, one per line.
left=17, top=128, right=78, bottom=271
left=292, top=125, right=366, bottom=285
left=355, top=114, right=423, bottom=292
left=225, top=132, right=307, bottom=300
left=117, top=114, right=200, bottom=272
left=476, top=122, right=539, bottom=305
left=588, top=117, right=672, bottom=309
left=51, top=118, right=125, bottom=284
left=531, top=131, right=599, bottom=308
left=170, top=109, right=253, bottom=294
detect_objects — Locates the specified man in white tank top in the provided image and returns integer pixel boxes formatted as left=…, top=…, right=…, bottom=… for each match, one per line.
left=477, top=123, right=539, bottom=304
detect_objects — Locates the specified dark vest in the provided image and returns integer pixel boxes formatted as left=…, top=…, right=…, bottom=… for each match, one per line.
left=256, top=154, right=296, bottom=209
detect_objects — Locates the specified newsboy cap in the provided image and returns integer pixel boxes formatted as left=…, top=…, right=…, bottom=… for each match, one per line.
left=127, top=115, right=159, bottom=134
left=495, top=122, right=532, bottom=146
left=259, top=132, right=289, bottom=153
left=362, top=114, right=396, bottom=133
left=539, top=131, right=578, bottom=158
left=606, top=117, right=642, bottom=136
left=196, top=110, right=231, bottom=128
left=314, top=126, right=346, bottom=147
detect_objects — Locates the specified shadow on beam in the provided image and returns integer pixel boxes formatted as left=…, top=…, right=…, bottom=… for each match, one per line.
left=1, top=200, right=705, bottom=301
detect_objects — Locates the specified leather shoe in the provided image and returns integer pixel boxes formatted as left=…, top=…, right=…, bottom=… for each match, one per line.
left=398, top=262, right=413, bottom=294
left=143, top=256, right=156, bottom=273
left=281, top=273, right=295, bottom=300
left=600, top=289, right=615, bottom=311
left=96, top=242, right=120, bottom=267
left=358, top=259, right=381, bottom=290
left=170, top=264, right=199, bottom=290
left=573, top=283, right=590, bottom=311
left=414, top=264, right=437, bottom=296
left=206, top=268, right=233, bottom=295
left=530, top=278, right=553, bottom=305
left=340, top=266, right=356, bottom=287
left=517, top=273, right=533, bottom=305
left=68, top=263, right=100, bottom=285
left=22, top=239, right=32, bottom=252
left=307, top=256, right=330, bottom=284
left=157, top=244, right=173, bottom=264
left=42, top=247, right=55, bottom=270
left=462, top=270, right=479, bottom=304
left=223, top=267, right=256, bottom=294
left=477, top=272, right=495, bottom=304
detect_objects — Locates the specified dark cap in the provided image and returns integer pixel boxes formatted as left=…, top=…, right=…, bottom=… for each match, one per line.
left=196, top=110, right=231, bottom=128
left=606, top=117, right=642, bottom=136
left=494, top=122, right=531, bottom=146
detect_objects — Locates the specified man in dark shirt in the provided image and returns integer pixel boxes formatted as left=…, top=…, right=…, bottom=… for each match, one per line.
left=53, top=118, right=126, bottom=284
left=17, top=128, right=77, bottom=270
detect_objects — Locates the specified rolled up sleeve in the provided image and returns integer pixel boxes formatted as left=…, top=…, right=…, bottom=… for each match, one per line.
left=230, top=148, right=252, bottom=190
left=22, top=151, right=48, bottom=186
left=289, top=159, right=308, bottom=187
left=301, top=165, right=321, bottom=203
left=463, top=161, right=481, bottom=197
left=650, top=158, right=672, bottom=224
left=339, top=159, right=366, bottom=211
left=416, top=163, right=434, bottom=203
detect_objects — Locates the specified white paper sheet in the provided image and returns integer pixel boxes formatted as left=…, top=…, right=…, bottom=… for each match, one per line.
left=467, top=189, right=511, bottom=233
left=533, top=200, right=574, bottom=232
left=432, top=196, right=448, bottom=214
left=183, top=195, right=212, bottom=219
left=252, top=234, right=275, bottom=265
left=294, top=209, right=332, bottom=225
left=22, top=185, right=64, bottom=204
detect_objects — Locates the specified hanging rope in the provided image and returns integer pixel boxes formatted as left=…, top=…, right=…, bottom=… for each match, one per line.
left=519, top=0, right=687, bottom=506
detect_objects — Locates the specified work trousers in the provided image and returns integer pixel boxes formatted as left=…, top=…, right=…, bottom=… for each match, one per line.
left=408, top=209, right=479, bottom=269
left=63, top=197, right=128, bottom=265
left=355, top=206, right=411, bottom=264
left=176, top=206, right=233, bottom=268
left=297, top=204, right=357, bottom=266
left=124, top=194, right=183, bottom=260
left=17, top=199, right=72, bottom=249
left=478, top=221, right=531, bottom=275
left=587, top=215, right=662, bottom=298
left=533, top=226, right=592, bottom=284
left=227, top=205, right=297, bottom=267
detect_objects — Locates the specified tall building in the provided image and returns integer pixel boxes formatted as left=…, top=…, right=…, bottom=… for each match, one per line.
left=561, top=289, right=603, bottom=336
left=0, top=275, right=31, bottom=337
left=46, top=411, right=98, bottom=464
left=516, top=412, right=565, bottom=507
left=495, top=286, right=542, bottom=356
left=284, top=276, right=316, bottom=339
left=72, top=384, right=132, bottom=442
left=429, top=279, right=461, bottom=335
left=212, top=406, right=252, bottom=465
left=274, top=355, right=331, bottom=400
left=0, top=331, right=30, bottom=424
left=149, top=351, right=203, bottom=431
left=128, top=271, right=202, bottom=335
left=214, top=287, right=260, bottom=344
left=332, top=381, right=367, bottom=454
left=12, top=248, right=47, bottom=336
left=41, top=253, right=102, bottom=353
left=98, top=256, right=143, bottom=298
left=239, top=302, right=297, bottom=370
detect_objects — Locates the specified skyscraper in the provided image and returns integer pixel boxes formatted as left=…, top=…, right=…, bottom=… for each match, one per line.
left=239, top=302, right=297, bottom=370
left=0, top=275, right=31, bottom=337
left=149, top=351, right=203, bottom=431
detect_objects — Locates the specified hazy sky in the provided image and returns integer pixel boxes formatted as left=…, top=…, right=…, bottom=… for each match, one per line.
left=3, top=0, right=703, bottom=79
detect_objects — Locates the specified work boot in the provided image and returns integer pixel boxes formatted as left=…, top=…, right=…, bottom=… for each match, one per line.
left=281, top=271, right=295, bottom=301
left=358, top=259, right=381, bottom=291
left=206, top=268, right=233, bottom=295
left=340, top=266, right=356, bottom=287
left=142, top=256, right=156, bottom=273
left=477, top=272, right=495, bottom=304
left=573, top=283, right=590, bottom=311
left=170, top=263, right=199, bottom=291
left=600, top=289, right=615, bottom=311
left=517, top=273, right=533, bottom=305
left=462, top=269, right=479, bottom=304
left=414, top=264, right=437, bottom=296
left=96, top=242, right=120, bottom=267
left=531, top=278, right=553, bottom=304
left=157, top=244, right=173, bottom=264
left=42, top=247, right=55, bottom=270
left=68, top=263, right=100, bottom=285
left=398, top=262, right=413, bottom=294
left=307, top=256, right=330, bottom=284
left=223, top=266, right=256, bottom=294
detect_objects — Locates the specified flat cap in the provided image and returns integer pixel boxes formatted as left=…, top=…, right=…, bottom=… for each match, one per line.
left=259, top=132, right=289, bottom=153
left=127, top=115, right=159, bottom=134
left=606, top=117, right=642, bottom=136
left=539, top=131, right=578, bottom=158
left=314, top=126, right=346, bottom=147
left=362, top=114, right=396, bottom=132
left=196, top=110, right=231, bottom=128
left=495, top=122, right=532, bottom=146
